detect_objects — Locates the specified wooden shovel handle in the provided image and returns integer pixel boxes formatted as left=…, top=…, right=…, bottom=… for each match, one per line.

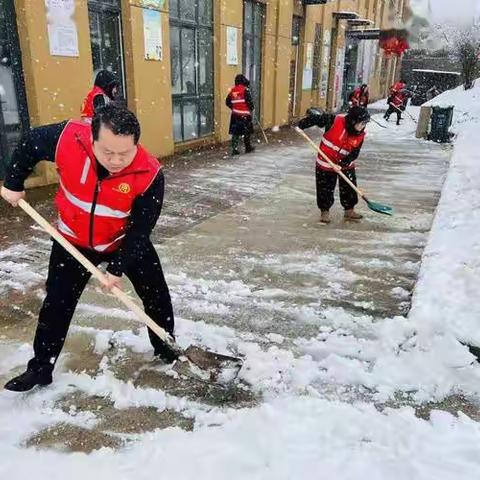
left=294, top=127, right=366, bottom=199
left=18, top=199, right=173, bottom=344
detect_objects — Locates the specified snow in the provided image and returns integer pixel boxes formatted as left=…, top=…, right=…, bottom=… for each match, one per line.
left=410, top=80, right=480, bottom=344
left=2, top=81, right=480, bottom=477
left=1, top=392, right=480, bottom=479
left=412, top=69, right=461, bottom=75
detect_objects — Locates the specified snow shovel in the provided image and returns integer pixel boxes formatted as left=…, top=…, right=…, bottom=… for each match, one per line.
left=389, top=102, right=417, bottom=123
left=17, top=199, right=243, bottom=381
left=369, top=117, right=387, bottom=129
left=294, top=127, right=393, bottom=216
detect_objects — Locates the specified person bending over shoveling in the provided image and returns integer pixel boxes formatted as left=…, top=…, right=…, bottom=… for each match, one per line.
left=298, top=106, right=370, bottom=224
left=0, top=104, right=177, bottom=392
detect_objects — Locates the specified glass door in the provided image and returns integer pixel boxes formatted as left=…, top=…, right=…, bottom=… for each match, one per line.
left=243, top=0, right=265, bottom=118
left=88, top=0, right=126, bottom=97
left=0, top=0, right=29, bottom=180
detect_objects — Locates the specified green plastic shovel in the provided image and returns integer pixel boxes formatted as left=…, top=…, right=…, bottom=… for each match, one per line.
left=295, top=127, right=393, bottom=216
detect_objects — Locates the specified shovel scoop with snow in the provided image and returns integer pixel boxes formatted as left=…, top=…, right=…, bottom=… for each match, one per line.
left=18, top=199, right=243, bottom=382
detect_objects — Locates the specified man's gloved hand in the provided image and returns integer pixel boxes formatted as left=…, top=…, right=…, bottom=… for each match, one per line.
left=306, top=107, right=324, bottom=118
left=338, top=157, right=353, bottom=168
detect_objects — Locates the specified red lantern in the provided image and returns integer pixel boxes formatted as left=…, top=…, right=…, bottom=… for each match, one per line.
left=379, top=29, right=410, bottom=57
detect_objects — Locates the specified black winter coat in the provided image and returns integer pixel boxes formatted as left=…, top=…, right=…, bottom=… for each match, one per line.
left=226, top=88, right=255, bottom=136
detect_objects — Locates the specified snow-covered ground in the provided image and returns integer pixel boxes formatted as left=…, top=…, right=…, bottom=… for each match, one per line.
left=411, top=81, right=480, bottom=343
left=1, top=85, right=480, bottom=478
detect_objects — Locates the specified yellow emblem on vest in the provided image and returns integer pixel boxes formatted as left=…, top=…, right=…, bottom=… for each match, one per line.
left=115, top=183, right=131, bottom=194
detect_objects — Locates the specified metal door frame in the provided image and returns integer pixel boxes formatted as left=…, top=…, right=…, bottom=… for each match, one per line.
left=0, top=0, right=29, bottom=179
left=242, top=0, right=265, bottom=119
left=87, top=0, right=127, bottom=97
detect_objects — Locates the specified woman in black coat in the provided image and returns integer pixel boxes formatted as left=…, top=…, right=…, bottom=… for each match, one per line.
left=225, top=74, right=255, bottom=155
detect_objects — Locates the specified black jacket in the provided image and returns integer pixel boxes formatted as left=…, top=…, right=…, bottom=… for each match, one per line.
left=298, top=112, right=363, bottom=166
left=4, top=122, right=164, bottom=277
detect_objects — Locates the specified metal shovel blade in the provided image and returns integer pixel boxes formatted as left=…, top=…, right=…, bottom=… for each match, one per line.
left=181, top=345, right=243, bottom=383
left=365, top=198, right=394, bottom=216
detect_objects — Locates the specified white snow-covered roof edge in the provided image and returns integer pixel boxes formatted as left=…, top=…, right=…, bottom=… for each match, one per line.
left=412, top=69, right=461, bottom=75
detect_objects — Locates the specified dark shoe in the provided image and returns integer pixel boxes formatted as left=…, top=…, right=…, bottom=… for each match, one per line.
left=4, top=366, right=53, bottom=392
left=154, top=340, right=180, bottom=364
left=245, top=146, right=256, bottom=153
left=231, top=150, right=240, bottom=156
left=466, top=344, right=480, bottom=362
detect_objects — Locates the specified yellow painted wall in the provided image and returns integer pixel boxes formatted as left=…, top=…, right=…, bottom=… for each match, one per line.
left=15, top=0, right=93, bottom=187
left=215, top=0, right=244, bottom=142
left=121, top=1, right=174, bottom=157
left=12, top=0, right=408, bottom=188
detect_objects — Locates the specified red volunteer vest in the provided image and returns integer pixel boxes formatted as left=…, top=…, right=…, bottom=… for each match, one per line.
left=352, top=87, right=369, bottom=107
left=318, top=115, right=365, bottom=171
left=391, top=90, right=405, bottom=107
left=55, top=121, right=161, bottom=253
left=391, top=81, right=406, bottom=93
left=81, top=85, right=107, bottom=118
left=229, top=85, right=251, bottom=116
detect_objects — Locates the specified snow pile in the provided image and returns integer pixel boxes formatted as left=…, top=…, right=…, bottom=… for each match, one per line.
left=423, top=79, right=480, bottom=131
left=1, top=395, right=480, bottom=480
left=410, top=80, right=480, bottom=345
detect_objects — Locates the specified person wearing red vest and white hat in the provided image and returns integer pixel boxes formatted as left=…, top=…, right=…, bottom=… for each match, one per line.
left=225, top=74, right=255, bottom=156
left=1, top=105, right=176, bottom=392
left=298, top=106, right=370, bottom=224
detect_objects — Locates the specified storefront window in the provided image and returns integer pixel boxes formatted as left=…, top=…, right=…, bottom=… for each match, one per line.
left=170, top=0, right=214, bottom=142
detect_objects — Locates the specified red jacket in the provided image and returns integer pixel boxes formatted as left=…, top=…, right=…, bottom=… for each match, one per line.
left=55, top=121, right=161, bottom=253
left=390, top=81, right=406, bottom=96
left=318, top=115, right=365, bottom=171
left=390, top=90, right=405, bottom=108
left=228, top=85, right=251, bottom=116
left=81, top=85, right=107, bottom=119
left=351, top=87, right=369, bottom=107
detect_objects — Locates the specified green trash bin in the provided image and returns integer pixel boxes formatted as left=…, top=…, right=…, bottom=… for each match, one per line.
left=429, top=106, right=454, bottom=143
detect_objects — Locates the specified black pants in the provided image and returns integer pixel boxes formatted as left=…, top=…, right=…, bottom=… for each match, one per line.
left=384, top=105, right=402, bottom=124
left=316, top=166, right=358, bottom=211
left=232, top=134, right=253, bottom=152
left=28, top=239, right=174, bottom=372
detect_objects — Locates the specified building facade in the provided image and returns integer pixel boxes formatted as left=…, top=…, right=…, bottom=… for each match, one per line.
left=0, top=0, right=407, bottom=187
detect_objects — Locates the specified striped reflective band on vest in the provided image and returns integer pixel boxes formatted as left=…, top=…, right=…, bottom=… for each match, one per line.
left=57, top=216, right=77, bottom=238
left=320, top=137, right=351, bottom=156
left=60, top=181, right=130, bottom=219
left=94, top=234, right=126, bottom=252
left=316, top=158, right=356, bottom=169
left=57, top=215, right=125, bottom=252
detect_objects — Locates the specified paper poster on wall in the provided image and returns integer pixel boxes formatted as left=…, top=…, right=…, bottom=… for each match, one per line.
left=302, top=43, right=314, bottom=90
left=226, top=26, right=238, bottom=65
left=320, top=30, right=331, bottom=98
left=133, top=0, right=166, bottom=9
left=45, top=0, right=79, bottom=57
left=305, top=43, right=313, bottom=70
left=334, top=47, right=346, bottom=110
left=143, top=9, right=163, bottom=61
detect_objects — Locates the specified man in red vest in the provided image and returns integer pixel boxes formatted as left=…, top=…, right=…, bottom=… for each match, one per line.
left=0, top=105, right=176, bottom=391
left=384, top=79, right=408, bottom=125
left=298, top=106, right=370, bottom=224
left=225, top=74, right=255, bottom=156
left=349, top=84, right=369, bottom=107
left=81, top=70, right=120, bottom=120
